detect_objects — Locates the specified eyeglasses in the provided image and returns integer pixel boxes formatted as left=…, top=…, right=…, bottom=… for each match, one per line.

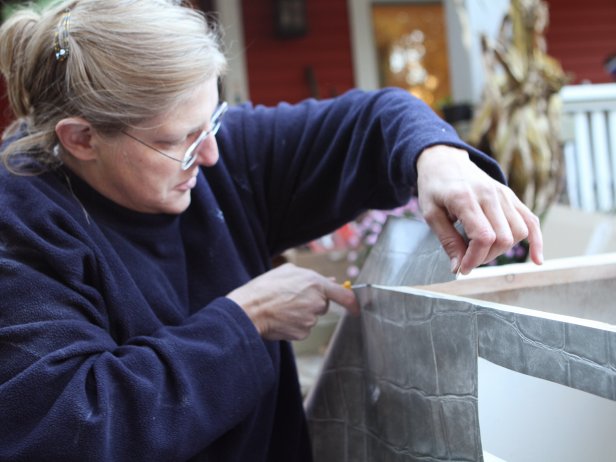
left=122, top=101, right=228, bottom=170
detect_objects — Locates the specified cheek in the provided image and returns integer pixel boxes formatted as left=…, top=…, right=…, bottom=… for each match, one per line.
left=136, top=166, right=176, bottom=196
left=118, top=145, right=174, bottom=183
left=120, top=168, right=178, bottom=213
left=108, top=150, right=171, bottom=198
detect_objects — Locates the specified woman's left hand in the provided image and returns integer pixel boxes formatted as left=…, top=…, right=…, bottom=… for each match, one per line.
left=416, top=145, right=544, bottom=275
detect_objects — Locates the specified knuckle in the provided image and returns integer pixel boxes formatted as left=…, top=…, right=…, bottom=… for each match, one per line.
left=302, top=313, right=319, bottom=330
left=496, top=233, right=515, bottom=250
left=449, top=188, right=474, bottom=208
left=474, top=228, right=496, bottom=247
left=470, top=183, right=490, bottom=198
left=528, top=212, right=541, bottom=227
left=421, top=206, right=439, bottom=223
left=280, top=262, right=296, bottom=271
left=440, top=235, right=461, bottom=254
left=512, top=223, right=529, bottom=241
left=293, top=330, right=309, bottom=341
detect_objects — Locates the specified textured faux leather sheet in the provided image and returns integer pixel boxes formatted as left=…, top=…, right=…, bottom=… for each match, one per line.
left=305, top=218, right=616, bottom=461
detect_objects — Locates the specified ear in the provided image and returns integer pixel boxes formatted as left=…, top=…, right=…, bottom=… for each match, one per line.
left=55, top=117, right=97, bottom=161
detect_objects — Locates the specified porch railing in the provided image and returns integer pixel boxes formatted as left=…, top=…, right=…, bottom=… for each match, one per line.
left=561, top=83, right=616, bottom=212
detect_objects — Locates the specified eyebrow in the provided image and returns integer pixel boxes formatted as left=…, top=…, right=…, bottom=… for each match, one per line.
left=185, top=100, right=221, bottom=135
left=148, top=99, right=222, bottom=142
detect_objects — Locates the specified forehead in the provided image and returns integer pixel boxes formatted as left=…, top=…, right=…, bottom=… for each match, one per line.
left=143, top=79, right=219, bottom=132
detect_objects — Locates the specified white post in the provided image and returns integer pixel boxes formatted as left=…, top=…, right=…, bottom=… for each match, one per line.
left=443, top=0, right=509, bottom=104
left=215, top=0, right=250, bottom=103
left=347, top=0, right=510, bottom=102
left=346, top=0, right=379, bottom=90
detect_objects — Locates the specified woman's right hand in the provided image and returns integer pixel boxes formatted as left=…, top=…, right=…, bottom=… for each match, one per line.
left=227, top=263, right=359, bottom=341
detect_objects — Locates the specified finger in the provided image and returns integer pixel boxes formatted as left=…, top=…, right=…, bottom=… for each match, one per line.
left=494, top=192, right=543, bottom=265
left=517, top=203, right=544, bottom=265
left=493, top=189, right=543, bottom=265
left=314, top=298, right=330, bottom=316
left=460, top=233, right=492, bottom=274
left=467, top=193, right=516, bottom=267
left=501, top=200, right=530, bottom=245
left=434, top=189, right=497, bottom=274
left=324, top=279, right=360, bottom=316
left=422, top=206, right=468, bottom=273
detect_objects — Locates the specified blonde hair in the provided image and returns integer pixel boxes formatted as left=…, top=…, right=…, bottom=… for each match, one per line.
left=0, top=0, right=227, bottom=171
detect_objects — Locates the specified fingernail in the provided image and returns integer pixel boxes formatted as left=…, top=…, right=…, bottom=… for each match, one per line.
left=450, top=257, right=459, bottom=274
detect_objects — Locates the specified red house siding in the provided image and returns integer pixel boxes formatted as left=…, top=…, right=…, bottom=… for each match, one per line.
left=0, top=80, right=10, bottom=133
left=1, top=1, right=613, bottom=133
left=241, top=0, right=355, bottom=105
left=240, top=0, right=616, bottom=104
left=545, top=0, right=616, bottom=84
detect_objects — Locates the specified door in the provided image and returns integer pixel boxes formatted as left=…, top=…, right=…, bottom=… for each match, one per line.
left=372, top=2, right=451, bottom=111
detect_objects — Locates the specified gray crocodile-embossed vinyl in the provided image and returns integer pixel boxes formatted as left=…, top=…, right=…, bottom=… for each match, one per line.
left=306, top=216, right=471, bottom=461
left=305, top=217, right=616, bottom=461
left=352, top=216, right=456, bottom=287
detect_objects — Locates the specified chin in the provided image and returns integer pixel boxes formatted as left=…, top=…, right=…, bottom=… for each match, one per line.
left=146, top=189, right=193, bottom=214
left=163, top=194, right=192, bottom=214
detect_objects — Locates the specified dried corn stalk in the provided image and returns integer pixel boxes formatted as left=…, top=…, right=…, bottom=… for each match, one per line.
left=468, top=0, right=569, bottom=217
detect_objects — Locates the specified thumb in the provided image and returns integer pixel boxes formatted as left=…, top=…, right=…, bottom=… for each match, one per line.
left=425, top=209, right=467, bottom=273
left=324, top=279, right=360, bottom=316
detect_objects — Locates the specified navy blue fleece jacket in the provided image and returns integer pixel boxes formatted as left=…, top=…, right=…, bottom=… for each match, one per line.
left=0, top=88, right=503, bottom=461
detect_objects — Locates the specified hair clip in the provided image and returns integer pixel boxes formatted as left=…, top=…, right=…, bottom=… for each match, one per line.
left=53, top=8, right=71, bottom=62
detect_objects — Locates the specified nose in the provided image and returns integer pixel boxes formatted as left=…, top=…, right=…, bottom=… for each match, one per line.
left=195, top=133, right=219, bottom=167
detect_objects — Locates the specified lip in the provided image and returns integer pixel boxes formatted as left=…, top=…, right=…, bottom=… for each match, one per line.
left=176, top=175, right=198, bottom=191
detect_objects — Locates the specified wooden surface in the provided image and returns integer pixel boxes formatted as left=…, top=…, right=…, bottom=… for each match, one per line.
left=414, top=252, right=616, bottom=297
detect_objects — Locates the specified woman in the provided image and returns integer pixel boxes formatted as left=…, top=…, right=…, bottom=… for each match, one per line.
left=0, top=0, right=542, bottom=460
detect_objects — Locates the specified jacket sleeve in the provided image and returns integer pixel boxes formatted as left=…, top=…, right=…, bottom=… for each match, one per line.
left=216, top=87, right=505, bottom=255
left=0, top=208, right=275, bottom=461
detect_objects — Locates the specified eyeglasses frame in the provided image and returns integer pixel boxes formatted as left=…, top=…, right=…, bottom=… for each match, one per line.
left=121, top=101, right=228, bottom=170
